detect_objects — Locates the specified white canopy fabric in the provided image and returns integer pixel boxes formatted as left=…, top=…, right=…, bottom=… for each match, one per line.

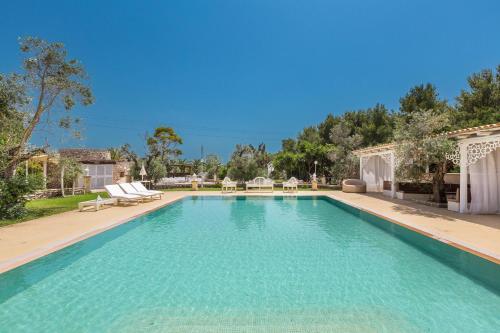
left=469, top=148, right=500, bottom=214
left=362, top=155, right=391, bottom=192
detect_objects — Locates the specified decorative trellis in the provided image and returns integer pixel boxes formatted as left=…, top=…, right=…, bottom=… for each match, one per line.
left=445, top=146, right=460, bottom=165
left=466, top=139, right=500, bottom=166
left=446, top=138, right=500, bottom=167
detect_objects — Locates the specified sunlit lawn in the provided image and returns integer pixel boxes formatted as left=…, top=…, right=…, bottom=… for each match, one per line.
left=0, top=192, right=108, bottom=227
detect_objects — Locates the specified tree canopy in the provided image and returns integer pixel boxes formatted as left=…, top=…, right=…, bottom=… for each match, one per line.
left=453, top=65, right=500, bottom=128
left=2, top=37, right=93, bottom=178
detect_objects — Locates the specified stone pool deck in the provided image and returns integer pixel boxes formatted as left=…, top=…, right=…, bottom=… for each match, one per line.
left=0, top=191, right=499, bottom=273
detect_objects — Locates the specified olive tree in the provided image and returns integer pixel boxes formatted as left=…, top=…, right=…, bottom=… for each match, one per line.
left=2, top=37, right=93, bottom=178
left=394, top=109, right=455, bottom=203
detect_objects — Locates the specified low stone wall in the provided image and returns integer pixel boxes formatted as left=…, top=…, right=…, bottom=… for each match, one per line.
left=26, top=188, right=85, bottom=200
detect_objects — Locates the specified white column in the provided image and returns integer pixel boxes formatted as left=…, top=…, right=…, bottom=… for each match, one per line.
left=43, top=160, right=48, bottom=189
left=359, top=156, right=363, bottom=181
left=25, top=160, right=29, bottom=180
left=390, top=151, right=396, bottom=198
left=459, top=143, right=468, bottom=213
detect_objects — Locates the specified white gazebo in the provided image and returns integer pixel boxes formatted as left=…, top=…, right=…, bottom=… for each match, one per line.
left=353, top=143, right=397, bottom=198
left=445, top=123, right=500, bottom=214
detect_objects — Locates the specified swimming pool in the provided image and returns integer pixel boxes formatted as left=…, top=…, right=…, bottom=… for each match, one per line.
left=1, top=196, right=499, bottom=332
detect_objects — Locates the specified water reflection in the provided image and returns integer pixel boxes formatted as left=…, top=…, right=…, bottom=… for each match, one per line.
left=228, top=197, right=267, bottom=231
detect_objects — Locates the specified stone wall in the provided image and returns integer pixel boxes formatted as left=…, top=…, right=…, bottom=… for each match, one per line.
left=113, top=161, right=134, bottom=183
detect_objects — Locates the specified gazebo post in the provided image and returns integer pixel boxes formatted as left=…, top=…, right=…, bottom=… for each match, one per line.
left=359, top=156, right=363, bottom=181
left=459, top=143, right=468, bottom=213
left=43, top=158, right=48, bottom=189
left=390, top=151, right=396, bottom=198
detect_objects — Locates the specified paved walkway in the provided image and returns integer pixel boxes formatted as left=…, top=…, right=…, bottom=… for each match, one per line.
left=0, top=191, right=499, bottom=273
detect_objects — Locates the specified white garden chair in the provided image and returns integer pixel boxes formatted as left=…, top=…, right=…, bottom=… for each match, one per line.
left=283, top=177, right=299, bottom=193
left=221, top=177, right=237, bottom=193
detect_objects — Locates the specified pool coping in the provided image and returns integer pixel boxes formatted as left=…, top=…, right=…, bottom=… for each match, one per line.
left=0, top=196, right=187, bottom=274
left=0, top=192, right=498, bottom=274
left=325, top=194, right=500, bottom=265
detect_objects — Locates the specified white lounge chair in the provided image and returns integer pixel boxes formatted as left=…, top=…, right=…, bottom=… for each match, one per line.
left=221, top=177, right=237, bottom=193
left=283, top=177, right=299, bottom=193
left=119, top=183, right=157, bottom=200
left=79, top=197, right=118, bottom=212
left=245, top=177, right=274, bottom=192
left=131, top=181, right=163, bottom=198
left=104, top=184, right=143, bottom=205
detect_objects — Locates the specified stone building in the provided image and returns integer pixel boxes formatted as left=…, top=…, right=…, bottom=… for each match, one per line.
left=58, top=148, right=133, bottom=190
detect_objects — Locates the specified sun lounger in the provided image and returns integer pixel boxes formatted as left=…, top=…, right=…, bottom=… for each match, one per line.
left=104, top=184, right=143, bottom=205
left=119, top=183, right=157, bottom=200
left=245, top=177, right=274, bottom=192
left=79, top=197, right=118, bottom=212
left=221, top=177, right=237, bottom=193
left=283, top=177, right=299, bottom=193
left=131, top=182, right=163, bottom=198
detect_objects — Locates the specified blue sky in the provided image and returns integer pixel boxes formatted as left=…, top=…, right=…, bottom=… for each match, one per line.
left=1, top=0, right=499, bottom=160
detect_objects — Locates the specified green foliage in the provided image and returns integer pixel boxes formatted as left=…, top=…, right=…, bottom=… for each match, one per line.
left=0, top=174, right=43, bottom=219
left=1, top=36, right=93, bottom=179
left=146, top=126, right=183, bottom=161
left=453, top=65, right=500, bottom=128
left=327, top=121, right=363, bottom=183
left=0, top=74, right=27, bottom=174
left=59, top=157, right=82, bottom=189
left=0, top=37, right=93, bottom=218
left=216, top=164, right=228, bottom=180
left=144, top=126, right=183, bottom=183
left=204, top=154, right=223, bottom=180
left=275, top=104, right=394, bottom=182
left=227, top=144, right=269, bottom=181
left=356, top=104, right=395, bottom=147
left=146, top=157, right=168, bottom=183
left=399, top=83, right=448, bottom=118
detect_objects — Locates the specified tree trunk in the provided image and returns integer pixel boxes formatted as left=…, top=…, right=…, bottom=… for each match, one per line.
left=60, top=166, right=65, bottom=197
left=432, top=162, right=446, bottom=203
left=72, top=178, right=75, bottom=196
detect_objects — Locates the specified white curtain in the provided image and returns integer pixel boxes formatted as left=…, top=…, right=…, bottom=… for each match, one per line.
left=362, top=156, right=391, bottom=192
left=469, top=148, right=500, bottom=214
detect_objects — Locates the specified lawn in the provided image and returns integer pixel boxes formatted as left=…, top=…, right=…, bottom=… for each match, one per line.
left=0, top=192, right=108, bottom=227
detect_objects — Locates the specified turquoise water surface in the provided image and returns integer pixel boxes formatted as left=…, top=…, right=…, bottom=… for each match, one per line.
left=1, top=196, right=499, bottom=332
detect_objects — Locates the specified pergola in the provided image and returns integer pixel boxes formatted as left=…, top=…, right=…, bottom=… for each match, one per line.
left=445, top=123, right=500, bottom=214
left=353, top=143, right=397, bottom=198
left=354, top=123, right=500, bottom=214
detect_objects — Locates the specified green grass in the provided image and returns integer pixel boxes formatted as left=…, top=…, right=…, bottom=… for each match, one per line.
left=0, top=192, right=108, bottom=227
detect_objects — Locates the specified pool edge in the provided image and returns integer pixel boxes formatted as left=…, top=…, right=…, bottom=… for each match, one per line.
left=325, top=194, right=500, bottom=265
left=0, top=195, right=188, bottom=274
left=1, top=192, right=498, bottom=275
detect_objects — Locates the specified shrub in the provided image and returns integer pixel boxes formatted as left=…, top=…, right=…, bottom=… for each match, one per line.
left=0, top=174, right=43, bottom=219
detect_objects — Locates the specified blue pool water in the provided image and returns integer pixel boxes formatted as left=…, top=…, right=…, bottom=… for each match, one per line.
left=0, top=196, right=499, bottom=332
